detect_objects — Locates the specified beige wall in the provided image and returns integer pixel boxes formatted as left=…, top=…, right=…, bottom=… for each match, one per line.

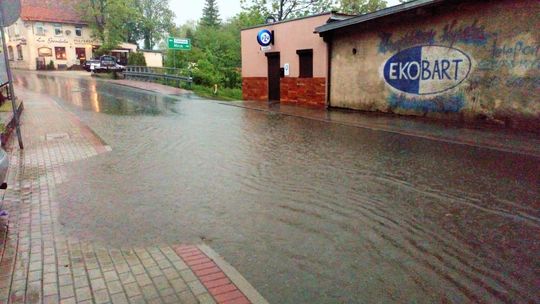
left=329, top=0, right=539, bottom=130
left=5, top=19, right=99, bottom=70
left=143, top=52, right=163, bottom=67
left=241, top=15, right=330, bottom=78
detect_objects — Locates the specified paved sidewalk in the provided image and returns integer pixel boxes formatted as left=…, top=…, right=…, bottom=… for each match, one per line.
left=0, top=89, right=266, bottom=304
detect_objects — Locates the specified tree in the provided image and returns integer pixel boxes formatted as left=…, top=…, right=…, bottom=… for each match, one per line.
left=77, top=0, right=139, bottom=53
left=128, top=52, right=147, bottom=66
left=241, top=0, right=333, bottom=21
left=135, top=0, right=175, bottom=49
left=338, top=0, right=387, bottom=14
left=241, top=0, right=387, bottom=20
left=201, top=0, right=221, bottom=27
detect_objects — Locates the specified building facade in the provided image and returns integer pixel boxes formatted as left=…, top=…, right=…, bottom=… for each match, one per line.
left=5, top=0, right=100, bottom=70
left=317, top=0, right=539, bottom=131
left=241, top=13, right=350, bottom=107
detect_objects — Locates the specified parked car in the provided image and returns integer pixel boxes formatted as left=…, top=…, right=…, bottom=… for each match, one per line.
left=0, top=148, right=8, bottom=190
left=100, top=55, right=117, bottom=69
left=84, top=56, right=125, bottom=73
left=84, top=59, right=100, bottom=72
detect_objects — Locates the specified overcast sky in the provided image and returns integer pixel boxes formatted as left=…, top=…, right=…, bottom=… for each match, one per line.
left=169, top=0, right=403, bottom=24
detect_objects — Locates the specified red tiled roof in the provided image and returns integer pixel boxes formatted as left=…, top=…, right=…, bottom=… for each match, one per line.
left=20, top=0, right=86, bottom=24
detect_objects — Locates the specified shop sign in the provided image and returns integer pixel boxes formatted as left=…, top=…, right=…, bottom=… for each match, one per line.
left=38, top=47, right=52, bottom=57
left=257, top=29, right=273, bottom=47
left=36, top=37, right=68, bottom=44
left=382, top=45, right=472, bottom=95
left=74, top=38, right=100, bottom=45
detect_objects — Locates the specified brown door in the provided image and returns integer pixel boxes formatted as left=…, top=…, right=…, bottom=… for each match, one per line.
left=266, top=52, right=280, bottom=101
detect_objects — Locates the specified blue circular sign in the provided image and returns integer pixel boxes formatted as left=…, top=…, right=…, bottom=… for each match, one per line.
left=257, top=30, right=272, bottom=47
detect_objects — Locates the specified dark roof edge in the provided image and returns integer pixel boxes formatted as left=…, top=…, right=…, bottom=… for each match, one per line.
left=241, top=12, right=351, bottom=31
left=315, top=0, right=446, bottom=34
left=21, top=17, right=88, bottom=25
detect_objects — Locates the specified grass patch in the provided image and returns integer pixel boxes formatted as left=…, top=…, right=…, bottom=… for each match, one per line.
left=0, top=99, right=22, bottom=112
left=92, top=72, right=121, bottom=80
left=0, top=101, right=12, bottom=112
left=191, top=84, right=242, bottom=101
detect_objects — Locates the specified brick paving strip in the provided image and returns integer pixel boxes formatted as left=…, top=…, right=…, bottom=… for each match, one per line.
left=0, top=87, right=268, bottom=304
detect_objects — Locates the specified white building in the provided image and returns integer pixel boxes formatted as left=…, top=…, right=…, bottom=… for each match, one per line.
left=4, top=0, right=164, bottom=70
left=4, top=0, right=102, bottom=70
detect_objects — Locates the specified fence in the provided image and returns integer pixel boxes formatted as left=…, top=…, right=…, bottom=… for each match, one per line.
left=123, top=66, right=193, bottom=89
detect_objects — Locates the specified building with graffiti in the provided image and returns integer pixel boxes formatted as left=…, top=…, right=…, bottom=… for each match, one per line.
left=241, top=0, right=539, bottom=131
left=316, top=0, right=539, bottom=131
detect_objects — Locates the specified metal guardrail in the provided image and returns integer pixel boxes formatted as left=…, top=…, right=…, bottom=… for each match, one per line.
left=124, top=66, right=193, bottom=88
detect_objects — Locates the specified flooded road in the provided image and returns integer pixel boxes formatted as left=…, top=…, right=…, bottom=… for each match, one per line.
left=14, top=71, right=540, bottom=303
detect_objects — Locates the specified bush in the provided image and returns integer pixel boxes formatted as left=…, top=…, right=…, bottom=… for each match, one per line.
left=47, top=60, right=55, bottom=70
left=128, top=52, right=147, bottom=66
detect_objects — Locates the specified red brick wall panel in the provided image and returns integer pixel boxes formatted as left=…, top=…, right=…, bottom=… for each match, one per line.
left=281, top=77, right=326, bottom=107
left=243, top=77, right=326, bottom=107
left=242, top=77, right=268, bottom=101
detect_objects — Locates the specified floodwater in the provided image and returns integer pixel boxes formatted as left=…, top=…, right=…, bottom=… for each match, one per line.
left=13, top=72, right=540, bottom=303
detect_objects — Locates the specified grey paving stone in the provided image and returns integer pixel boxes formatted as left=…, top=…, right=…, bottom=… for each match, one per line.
left=197, top=293, right=217, bottom=304
left=93, top=289, right=111, bottom=304
left=188, top=280, right=208, bottom=296
left=91, top=278, right=107, bottom=291
left=107, top=280, right=124, bottom=295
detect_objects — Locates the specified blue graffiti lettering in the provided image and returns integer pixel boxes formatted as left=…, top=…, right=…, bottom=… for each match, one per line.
left=378, top=30, right=436, bottom=54
left=440, top=20, right=491, bottom=46
left=388, top=93, right=465, bottom=113
left=491, top=40, right=540, bottom=60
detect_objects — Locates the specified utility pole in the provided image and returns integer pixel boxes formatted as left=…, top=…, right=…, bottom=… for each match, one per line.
left=0, top=3, right=23, bottom=149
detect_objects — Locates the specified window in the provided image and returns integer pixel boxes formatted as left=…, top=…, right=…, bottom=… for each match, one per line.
left=297, top=49, right=313, bottom=78
left=75, top=26, right=82, bottom=37
left=14, top=25, right=20, bottom=37
left=17, top=45, right=23, bottom=60
left=7, top=46, right=13, bottom=61
left=76, top=48, right=86, bottom=60
left=35, top=22, right=45, bottom=36
left=54, top=24, right=62, bottom=36
left=55, top=47, right=67, bottom=60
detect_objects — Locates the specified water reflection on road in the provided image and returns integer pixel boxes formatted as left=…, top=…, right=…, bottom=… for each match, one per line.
left=14, top=72, right=540, bottom=304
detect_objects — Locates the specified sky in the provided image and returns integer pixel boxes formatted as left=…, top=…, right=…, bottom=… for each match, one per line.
left=169, top=0, right=402, bottom=25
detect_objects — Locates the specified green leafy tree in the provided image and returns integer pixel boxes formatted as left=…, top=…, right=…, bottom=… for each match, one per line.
left=338, top=0, right=387, bottom=14
left=201, top=0, right=221, bottom=27
left=135, top=0, right=175, bottom=49
left=77, top=0, right=140, bottom=53
left=241, top=0, right=334, bottom=21
left=127, top=52, right=147, bottom=66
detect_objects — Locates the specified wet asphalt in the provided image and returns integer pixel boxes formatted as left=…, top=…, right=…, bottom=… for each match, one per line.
left=13, top=71, right=540, bottom=304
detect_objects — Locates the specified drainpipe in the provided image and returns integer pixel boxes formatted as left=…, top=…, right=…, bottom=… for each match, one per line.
left=324, top=34, right=332, bottom=109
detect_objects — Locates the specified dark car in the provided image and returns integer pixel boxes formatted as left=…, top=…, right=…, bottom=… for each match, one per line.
left=100, top=55, right=117, bottom=69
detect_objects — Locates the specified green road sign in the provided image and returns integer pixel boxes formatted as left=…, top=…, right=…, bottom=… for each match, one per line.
left=168, top=37, right=191, bottom=50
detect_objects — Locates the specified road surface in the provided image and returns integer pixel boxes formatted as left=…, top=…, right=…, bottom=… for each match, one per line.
left=11, top=71, right=540, bottom=303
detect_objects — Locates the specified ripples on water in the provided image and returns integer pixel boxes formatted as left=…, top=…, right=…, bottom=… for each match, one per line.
left=14, top=73, right=540, bottom=303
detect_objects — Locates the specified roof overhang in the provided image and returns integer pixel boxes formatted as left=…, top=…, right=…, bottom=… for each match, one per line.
left=315, top=0, right=446, bottom=35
